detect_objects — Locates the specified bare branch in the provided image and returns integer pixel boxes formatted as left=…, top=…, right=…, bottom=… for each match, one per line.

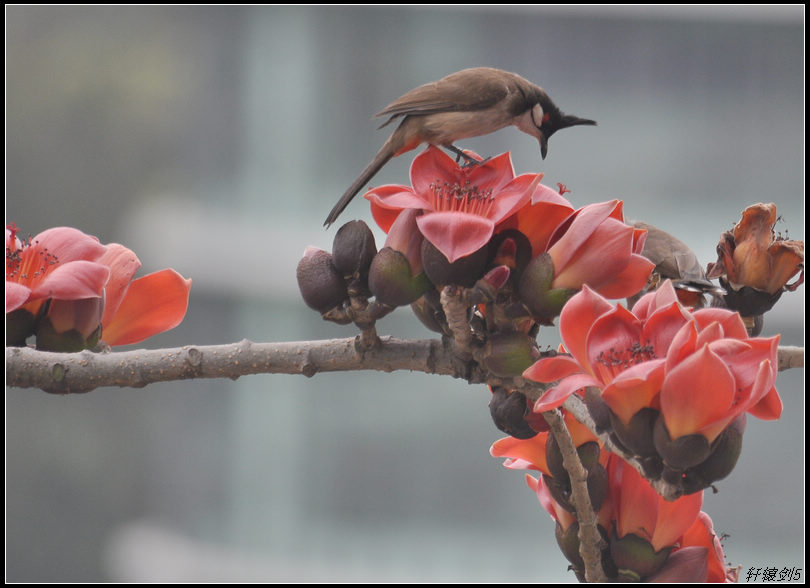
left=543, top=409, right=607, bottom=583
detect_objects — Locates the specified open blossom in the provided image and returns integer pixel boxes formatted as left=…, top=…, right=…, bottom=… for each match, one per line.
left=6, top=225, right=110, bottom=317
left=6, top=224, right=191, bottom=348
left=364, top=146, right=546, bottom=263
left=524, top=281, right=782, bottom=444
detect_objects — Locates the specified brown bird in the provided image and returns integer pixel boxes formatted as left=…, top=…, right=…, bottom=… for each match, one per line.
left=627, top=221, right=726, bottom=310
left=324, top=67, right=596, bottom=227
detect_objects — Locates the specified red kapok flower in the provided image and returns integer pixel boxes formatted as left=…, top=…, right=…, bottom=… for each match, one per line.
left=6, top=225, right=110, bottom=316
left=5, top=224, right=191, bottom=348
left=98, top=243, right=192, bottom=346
left=546, top=200, right=654, bottom=299
left=365, top=146, right=543, bottom=263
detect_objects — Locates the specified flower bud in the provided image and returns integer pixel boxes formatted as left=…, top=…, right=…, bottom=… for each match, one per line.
left=653, top=414, right=712, bottom=471
left=481, top=331, right=538, bottom=378
left=683, top=414, right=746, bottom=493
left=610, top=532, right=672, bottom=581
left=609, top=407, right=658, bottom=458
left=517, top=252, right=577, bottom=325
left=331, top=220, right=377, bottom=279
left=420, top=238, right=488, bottom=288
left=410, top=288, right=447, bottom=335
left=296, top=247, right=348, bottom=313
left=35, top=297, right=104, bottom=352
left=6, top=307, right=38, bottom=347
left=555, top=521, right=584, bottom=570
left=716, top=276, right=784, bottom=317
left=488, top=387, right=537, bottom=439
left=368, top=247, right=431, bottom=307
left=488, top=229, right=532, bottom=282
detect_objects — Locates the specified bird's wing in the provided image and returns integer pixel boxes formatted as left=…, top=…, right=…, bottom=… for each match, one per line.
left=375, top=69, right=515, bottom=127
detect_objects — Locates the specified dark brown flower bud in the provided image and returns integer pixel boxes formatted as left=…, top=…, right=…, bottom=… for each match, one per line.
left=332, top=220, right=377, bottom=279
left=296, top=247, right=348, bottom=313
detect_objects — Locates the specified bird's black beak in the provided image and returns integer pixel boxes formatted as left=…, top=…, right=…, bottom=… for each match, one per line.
left=559, top=113, right=597, bottom=130
left=540, top=136, right=548, bottom=160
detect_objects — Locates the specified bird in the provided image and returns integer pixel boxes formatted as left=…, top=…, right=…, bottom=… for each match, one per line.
left=323, top=67, right=596, bottom=227
left=627, top=221, right=726, bottom=310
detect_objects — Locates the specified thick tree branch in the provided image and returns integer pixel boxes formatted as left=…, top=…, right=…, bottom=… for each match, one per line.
left=6, top=339, right=802, bottom=395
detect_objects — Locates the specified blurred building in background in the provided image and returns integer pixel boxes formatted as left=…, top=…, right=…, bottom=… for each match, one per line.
left=6, top=6, right=804, bottom=582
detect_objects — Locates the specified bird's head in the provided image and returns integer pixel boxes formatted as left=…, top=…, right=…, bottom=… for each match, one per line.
left=530, top=100, right=596, bottom=159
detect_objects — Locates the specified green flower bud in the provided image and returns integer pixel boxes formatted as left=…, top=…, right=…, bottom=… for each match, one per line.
left=368, top=247, right=431, bottom=307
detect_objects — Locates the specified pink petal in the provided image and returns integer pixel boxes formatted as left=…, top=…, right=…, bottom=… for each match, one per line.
left=6, top=282, right=31, bottom=313
left=641, top=301, right=692, bottom=358
left=523, top=354, right=584, bottom=382
left=551, top=217, right=640, bottom=292
left=29, top=226, right=107, bottom=264
left=532, top=373, right=598, bottom=412
left=587, top=252, right=655, bottom=300
left=365, top=184, right=425, bottom=233
left=601, top=359, right=666, bottom=425
left=484, top=173, right=540, bottom=222
left=102, top=269, right=191, bottom=346
left=29, top=260, right=110, bottom=302
left=692, top=307, right=749, bottom=340
left=490, top=433, right=549, bottom=474
left=547, top=200, right=622, bottom=267
left=416, top=211, right=494, bottom=262
left=586, top=304, right=644, bottom=384
left=651, top=491, right=703, bottom=552
left=557, top=286, right=615, bottom=376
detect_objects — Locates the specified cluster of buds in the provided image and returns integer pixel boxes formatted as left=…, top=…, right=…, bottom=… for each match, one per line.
left=6, top=224, right=191, bottom=354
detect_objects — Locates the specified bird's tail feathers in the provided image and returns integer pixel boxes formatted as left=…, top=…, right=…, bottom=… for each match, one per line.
left=324, top=140, right=397, bottom=228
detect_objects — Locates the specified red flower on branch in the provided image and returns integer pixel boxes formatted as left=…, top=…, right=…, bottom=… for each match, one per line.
left=6, top=224, right=191, bottom=348
left=6, top=225, right=110, bottom=316
left=364, top=146, right=545, bottom=263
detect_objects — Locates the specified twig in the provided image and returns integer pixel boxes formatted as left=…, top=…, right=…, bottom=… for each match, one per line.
left=543, top=409, right=608, bottom=583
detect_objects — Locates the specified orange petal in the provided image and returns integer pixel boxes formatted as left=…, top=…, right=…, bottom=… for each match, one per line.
left=98, top=243, right=142, bottom=326
left=102, top=269, right=191, bottom=346
left=661, top=345, right=735, bottom=440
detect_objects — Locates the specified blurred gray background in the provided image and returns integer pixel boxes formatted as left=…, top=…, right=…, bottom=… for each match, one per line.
left=6, top=5, right=804, bottom=582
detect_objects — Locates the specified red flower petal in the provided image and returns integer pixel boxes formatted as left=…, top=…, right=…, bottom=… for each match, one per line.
left=416, top=211, right=494, bottom=263
left=366, top=184, right=424, bottom=233
left=523, top=354, right=584, bottom=382
left=490, top=433, right=549, bottom=475
left=692, top=307, right=749, bottom=340
left=532, top=373, right=598, bottom=412
left=557, top=286, right=615, bottom=377
left=661, top=345, right=735, bottom=440
left=6, top=282, right=31, bottom=313
left=29, top=260, right=110, bottom=302
left=98, top=243, right=142, bottom=326
left=102, top=269, right=191, bottom=346
left=601, top=359, right=666, bottom=425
